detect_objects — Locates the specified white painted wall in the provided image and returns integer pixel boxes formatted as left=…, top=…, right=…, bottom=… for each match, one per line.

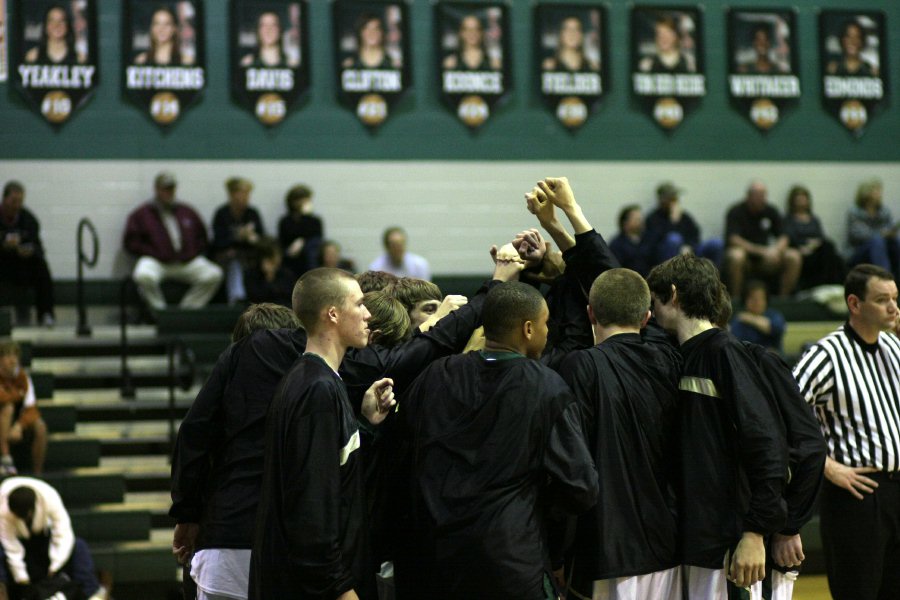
left=2, top=160, right=898, bottom=279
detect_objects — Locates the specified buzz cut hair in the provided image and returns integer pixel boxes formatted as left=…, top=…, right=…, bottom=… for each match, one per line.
left=482, top=282, right=546, bottom=341
left=589, top=268, right=650, bottom=328
left=292, top=268, right=357, bottom=334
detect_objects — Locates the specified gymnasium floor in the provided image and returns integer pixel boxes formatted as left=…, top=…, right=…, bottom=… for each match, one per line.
left=794, top=575, right=831, bottom=600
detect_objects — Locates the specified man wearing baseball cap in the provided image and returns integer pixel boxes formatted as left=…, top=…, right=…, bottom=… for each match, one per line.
left=644, top=181, right=723, bottom=269
left=123, top=172, right=223, bottom=310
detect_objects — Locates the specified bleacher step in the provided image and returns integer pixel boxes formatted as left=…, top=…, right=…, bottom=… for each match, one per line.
left=90, top=539, right=178, bottom=584
left=76, top=400, right=191, bottom=423
left=100, top=436, right=172, bottom=457
left=41, top=468, right=126, bottom=506
left=70, top=505, right=153, bottom=542
left=45, top=435, right=101, bottom=469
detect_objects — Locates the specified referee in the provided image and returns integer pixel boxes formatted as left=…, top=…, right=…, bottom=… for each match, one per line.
left=793, top=264, right=900, bottom=600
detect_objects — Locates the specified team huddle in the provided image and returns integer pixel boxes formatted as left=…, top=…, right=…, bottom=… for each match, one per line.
left=170, top=178, right=900, bottom=600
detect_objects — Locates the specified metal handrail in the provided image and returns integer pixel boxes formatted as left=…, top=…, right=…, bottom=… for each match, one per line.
left=75, top=218, right=99, bottom=337
left=167, top=337, right=196, bottom=456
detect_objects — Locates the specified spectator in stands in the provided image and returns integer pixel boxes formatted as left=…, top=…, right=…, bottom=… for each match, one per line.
left=0, top=182, right=55, bottom=327
left=644, top=182, right=724, bottom=268
left=211, top=177, right=265, bottom=305
left=729, top=280, right=786, bottom=353
left=847, top=179, right=900, bottom=279
left=243, top=238, right=295, bottom=308
left=783, top=185, right=845, bottom=289
left=369, top=227, right=431, bottom=280
left=319, top=239, right=356, bottom=272
left=277, top=184, right=323, bottom=278
left=609, top=205, right=651, bottom=276
left=724, top=181, right=801, bottom=298
left=0, top=477, right=109, bottom=600
left=0, top=342, right=47, bottom=477
left=123, top=172, right=223, bottom=311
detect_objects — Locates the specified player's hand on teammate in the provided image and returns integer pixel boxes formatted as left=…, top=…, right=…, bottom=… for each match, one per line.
left=771, top=533, right=805, bottom=569
left=825, top=458, right=878, bottom=500
left=728, top=531, right=766, bottom=588
left=434, top=295, right=468, bottom=320
left=490, top=245, right=525, bottom=282
left=512, top=229, right=547, bottom=267
left=362, top=378, right=395, bottom=425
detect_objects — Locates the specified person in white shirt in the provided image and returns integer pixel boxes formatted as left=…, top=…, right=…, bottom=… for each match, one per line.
left=0, top=477, right=108, bottom=600
left=368, top=226, right=431, bottom=280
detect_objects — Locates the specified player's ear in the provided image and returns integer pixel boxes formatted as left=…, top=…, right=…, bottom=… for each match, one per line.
left=640, top=309, right=651, bottom=328
left=670, top=285, right=679, bottom=307
left=326, top=305, right=339, bottom=324
left=522, top=319, right=534, bottom=340
left=587, top=305, right=598, bottom=326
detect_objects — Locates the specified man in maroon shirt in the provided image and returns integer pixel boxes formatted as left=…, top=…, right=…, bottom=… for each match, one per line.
left=123, top=172, right=222, bottom=309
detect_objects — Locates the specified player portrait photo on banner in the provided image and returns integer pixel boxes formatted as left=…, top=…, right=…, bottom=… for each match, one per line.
left=631, top=5, right=705, bottom=131
left=12, top=0, right=98, bottom=126
left=535, top=3, right=605, bottom=131
left=333, top=0, right=410, bottom=129
left=819, top=10, right=888, bottom=137
left=123, top=0, right=205, bottom=128
left=436, top=1, right=510, bottom=130
left=727, top=8, right=800, bottom=132
left=231, top=0, right=307, bottom=127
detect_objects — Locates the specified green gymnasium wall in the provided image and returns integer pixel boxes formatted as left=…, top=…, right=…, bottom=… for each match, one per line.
left=1, top=0, right=898, bottom=162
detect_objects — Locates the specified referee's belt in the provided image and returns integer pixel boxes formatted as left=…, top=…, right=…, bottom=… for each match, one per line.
left=870, top=471, right=900, bottom=481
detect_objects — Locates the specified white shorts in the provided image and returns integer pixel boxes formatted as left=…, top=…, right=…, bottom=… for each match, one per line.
left=569, top=565, right=682, bottom=600
left=685, top=565, right=762, bottom=600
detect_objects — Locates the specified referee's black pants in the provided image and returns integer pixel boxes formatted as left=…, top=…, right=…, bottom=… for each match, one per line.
left=820, top=474, right=900, bottom=600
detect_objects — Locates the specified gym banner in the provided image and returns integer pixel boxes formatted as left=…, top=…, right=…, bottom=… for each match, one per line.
left=535, top=3, right=605, bottom=131
left=819, top=11, right=887, bottom=137
left=334, top=0, right=410, bottom=129
left=123, top=1, right=205, bottom=128
left=727, top=9, right=799, bottom=132
left=436, top=1, right=510, bottom=130
left=231, top=0, right=308, bottom=127
left=12, top=0, right=99, bottom=126
left=1, top=0, right=7, bottom=82
left=630, top=5, right=705, bottom=131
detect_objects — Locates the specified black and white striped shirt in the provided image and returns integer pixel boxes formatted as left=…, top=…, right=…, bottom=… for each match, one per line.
left=793, top=324, right=900, bottom=472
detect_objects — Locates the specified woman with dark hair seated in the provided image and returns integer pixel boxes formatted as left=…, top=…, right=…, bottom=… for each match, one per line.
left=783, top=185, right=845, bottom=289
left=277, top=184, right=323, bottom=278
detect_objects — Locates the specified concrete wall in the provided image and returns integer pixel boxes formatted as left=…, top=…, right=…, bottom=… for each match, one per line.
left=6, top=159, right=897, bottom=278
